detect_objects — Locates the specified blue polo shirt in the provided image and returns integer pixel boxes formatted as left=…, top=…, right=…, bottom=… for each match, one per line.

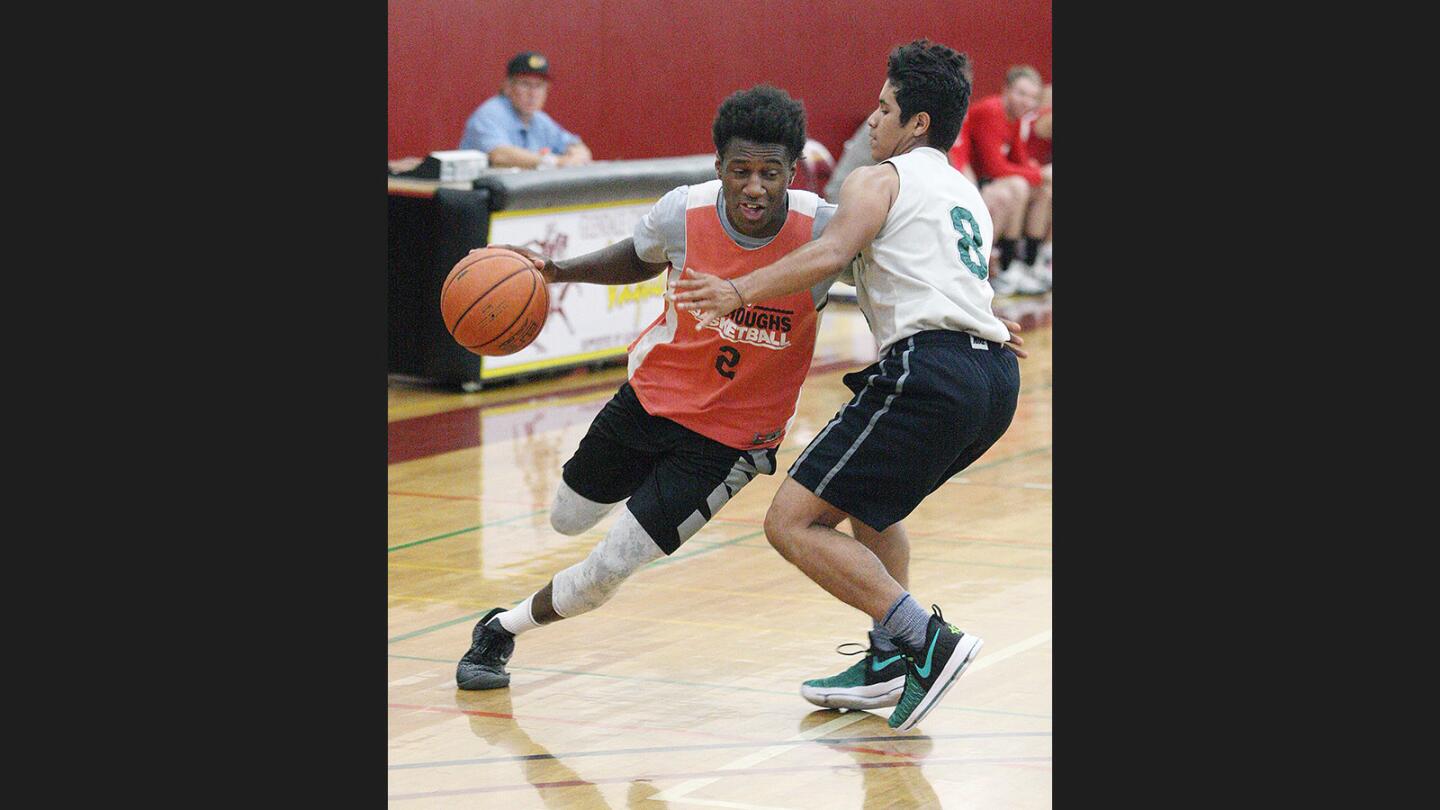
left=458, top=95, right=581, bottom=154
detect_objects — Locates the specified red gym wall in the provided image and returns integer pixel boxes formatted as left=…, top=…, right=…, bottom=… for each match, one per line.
left=389, top=0, right=1051, bottom=162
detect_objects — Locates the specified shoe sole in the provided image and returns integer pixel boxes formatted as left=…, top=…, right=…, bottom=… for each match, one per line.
left=456, top=669, right=511, bottom=690
left=891, top=635, right=983, bottom=732
left=799, top=676, right=904, bottom=709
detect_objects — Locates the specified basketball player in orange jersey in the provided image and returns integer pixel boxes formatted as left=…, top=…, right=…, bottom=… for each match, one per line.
left=456, top=85, right=840, bottom=689
left=673, top=41, right=1023, bottom=731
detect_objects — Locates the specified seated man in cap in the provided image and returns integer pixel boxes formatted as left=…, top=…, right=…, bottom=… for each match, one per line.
left=458, top=51, right=593, bottom=169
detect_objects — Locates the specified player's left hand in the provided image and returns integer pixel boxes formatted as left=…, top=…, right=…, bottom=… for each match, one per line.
left=669, top=267, right=742, bottom=330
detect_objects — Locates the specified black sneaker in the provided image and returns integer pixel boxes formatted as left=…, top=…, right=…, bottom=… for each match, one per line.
left=887, top=605, right=983, bottom=731
left=456, top=607, right=515, bottom=690
left=798, top=631, right=908, bottom=709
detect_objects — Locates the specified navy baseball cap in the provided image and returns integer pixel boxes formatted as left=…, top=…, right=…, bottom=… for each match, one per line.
left=506, top=52, right=551, bottom=79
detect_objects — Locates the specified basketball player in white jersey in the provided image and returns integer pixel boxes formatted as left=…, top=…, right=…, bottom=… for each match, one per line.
left=672, top=40, right=1022, bottom=731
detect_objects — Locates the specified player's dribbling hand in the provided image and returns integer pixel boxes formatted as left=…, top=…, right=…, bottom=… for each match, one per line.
left=481, top=244, right=557, bottom=283
left=669, top=267, right=740, bottom=331
left=998, top=317, right=1028, bottom=358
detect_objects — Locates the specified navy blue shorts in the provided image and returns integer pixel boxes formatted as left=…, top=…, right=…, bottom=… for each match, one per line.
left=563, top=382, right=778, bottom=555
left=788, top=330, right=1020, bottom=532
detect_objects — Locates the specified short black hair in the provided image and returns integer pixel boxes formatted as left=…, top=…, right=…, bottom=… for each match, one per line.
left=886, top=39, right=972, bottom=152
left=711, top=84, right=807, bottom=164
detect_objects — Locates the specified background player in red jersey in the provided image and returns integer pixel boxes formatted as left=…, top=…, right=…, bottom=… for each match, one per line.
left=1018, top=82, right=1052, bottom=283
left=960, top=65, right=1051, bottom=294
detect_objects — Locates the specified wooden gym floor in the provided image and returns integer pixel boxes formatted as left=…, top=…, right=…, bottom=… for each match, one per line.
left=388, top=296, right=1052, bottom=808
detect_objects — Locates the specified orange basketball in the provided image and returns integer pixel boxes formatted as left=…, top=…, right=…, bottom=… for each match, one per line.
left=440, top=247, right=550, bottom=356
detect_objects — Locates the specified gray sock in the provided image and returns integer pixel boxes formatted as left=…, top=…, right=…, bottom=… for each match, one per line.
left=870, top=621, right=900, bottom=653
left=880, top=593, right=931, bottom=651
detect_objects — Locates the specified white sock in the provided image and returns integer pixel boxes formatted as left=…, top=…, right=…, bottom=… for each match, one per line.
left=495, top=593, right=542, bottom=636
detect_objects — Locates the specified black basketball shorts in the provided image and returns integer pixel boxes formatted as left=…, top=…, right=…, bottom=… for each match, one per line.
left=562, top=381, right=778, bottom=555
left=788, top=329, right=1021, bottom=532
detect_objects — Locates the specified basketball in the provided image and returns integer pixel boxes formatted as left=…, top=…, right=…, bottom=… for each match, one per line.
left=440, top=247, right=549, bottom=356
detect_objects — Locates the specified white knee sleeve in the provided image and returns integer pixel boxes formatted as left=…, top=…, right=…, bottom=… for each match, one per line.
left=551, top=508, right=665, bottom=618
left=550, top=481, right=621, bottom=535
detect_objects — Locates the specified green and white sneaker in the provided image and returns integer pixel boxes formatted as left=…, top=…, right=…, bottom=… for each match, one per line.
left=888, top=605, right=983, bottom=732
left=799, top=631, right=909, bottom=709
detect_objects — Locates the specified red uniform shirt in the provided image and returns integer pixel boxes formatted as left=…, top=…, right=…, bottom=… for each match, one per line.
left=1020, top=105, right=1051, bottom=165
left=628, top=181, right=821, bottom=449
left=964, top=95, right=1042, bottom=187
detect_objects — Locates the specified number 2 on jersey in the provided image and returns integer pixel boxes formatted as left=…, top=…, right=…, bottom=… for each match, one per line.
left=715, top=346, right=740, bottom=379
left=950, top=206, right=987, bottom=280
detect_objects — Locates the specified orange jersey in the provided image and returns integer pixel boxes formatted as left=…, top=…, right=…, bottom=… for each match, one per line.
left=628, top=181, right=822, bottom=449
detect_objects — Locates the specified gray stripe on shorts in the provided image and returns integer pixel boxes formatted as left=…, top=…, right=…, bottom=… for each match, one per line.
left=705, top=481, right=730, bottom=516
left=814, top=338, right=915, bottom=497
left=680, top=451, right=773, bottom=544
left=794, top=357, right=893, bottom=472
left=676, top=510, right=708, bottom=543
left=793, top=415, right=841, bottom=471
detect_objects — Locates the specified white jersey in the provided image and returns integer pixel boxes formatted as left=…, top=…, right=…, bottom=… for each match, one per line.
left=846, top=146, right=1010, bottom=352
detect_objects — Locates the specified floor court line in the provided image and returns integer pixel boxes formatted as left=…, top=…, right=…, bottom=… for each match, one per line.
left=390, top=702, right=817, bottom=745
left=647, top=712, right=866, bottom=804
left=387, top=563, right=553, bottom=578
left=390, top=731, right=1052, bottom=770
left=648, top=629, right=1055, bottom=804
left=387, top=490, right=483, bottom=501
left=388, top=611, right=491, bottom=644
left=387, top=756, right=1055, bottom=802
left=387, top=509, right=550, bottom=553
left=387, top=655, right=1055, bottom=720
left=652, top=797, right=799, bottom=810
left=968, top=629, right=1052, bottom=675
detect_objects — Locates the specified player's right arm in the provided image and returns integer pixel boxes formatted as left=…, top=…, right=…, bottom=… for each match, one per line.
left=486, top=239, right=667, bottom=286
left=485, top=186, right=679, bottom=285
